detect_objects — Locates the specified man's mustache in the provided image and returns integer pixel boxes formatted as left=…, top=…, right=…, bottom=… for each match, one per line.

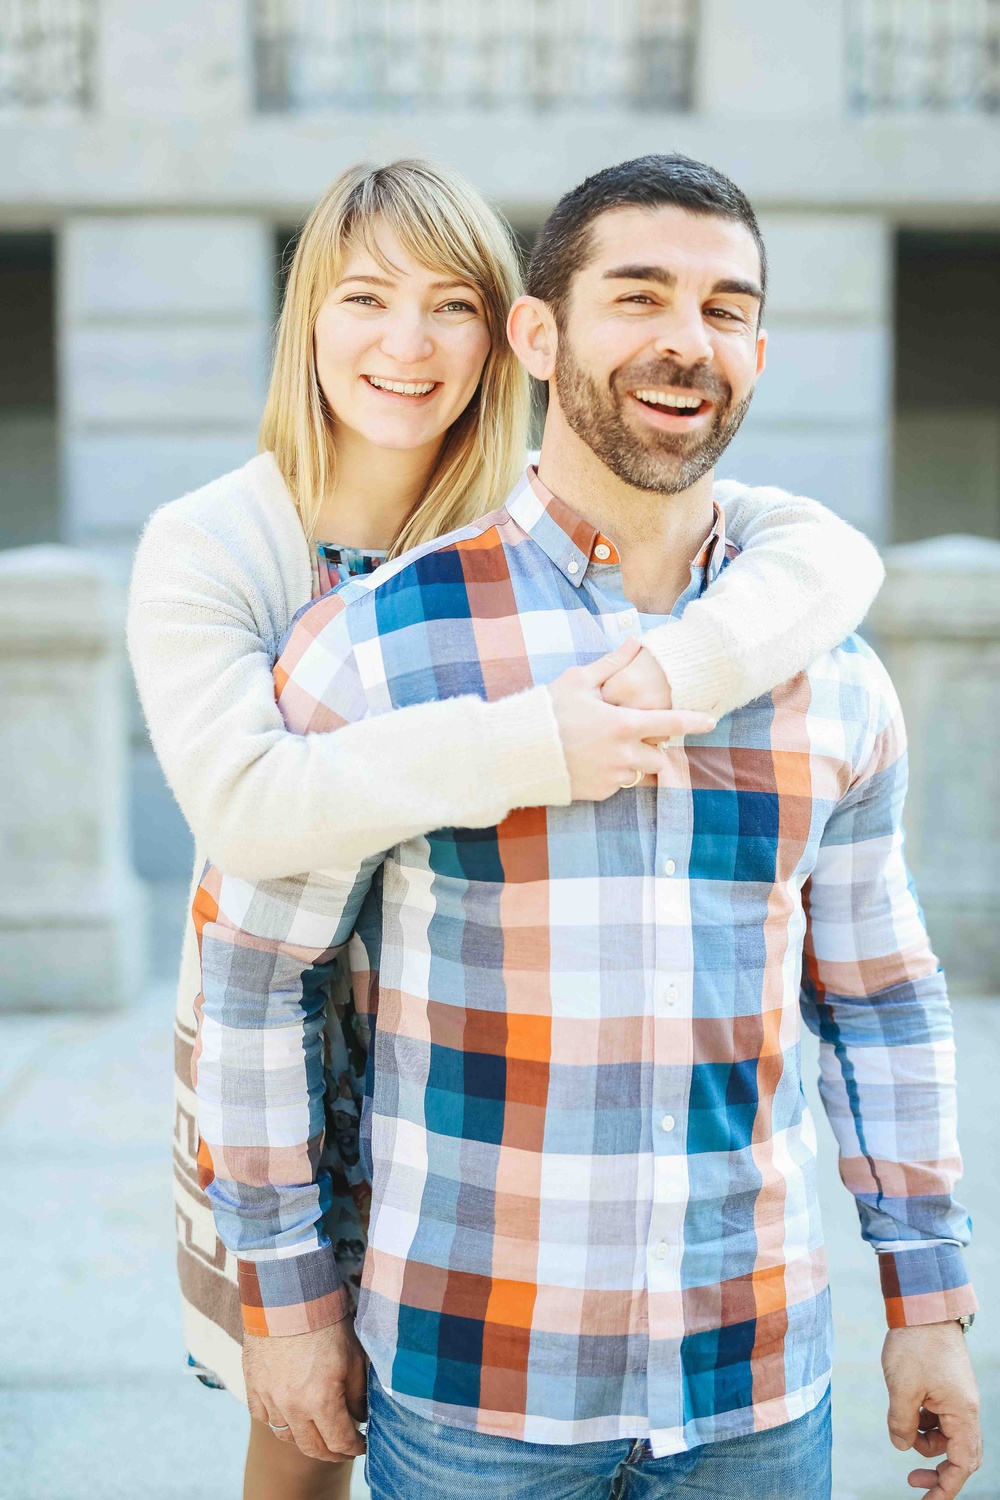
left=613, top=360, right=731, bottom=405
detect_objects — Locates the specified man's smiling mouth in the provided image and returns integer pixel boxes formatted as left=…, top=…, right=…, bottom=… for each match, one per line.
left=631, top=388, right=710, bottom=417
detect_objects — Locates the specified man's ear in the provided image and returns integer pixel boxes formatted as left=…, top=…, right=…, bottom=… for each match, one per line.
left=755, top=325, right=767, bottom=379
left=507, top=296, right=558, bottom=382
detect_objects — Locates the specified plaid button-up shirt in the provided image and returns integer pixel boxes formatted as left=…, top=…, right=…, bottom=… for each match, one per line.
left=193, top=468, right=975, bottom=1456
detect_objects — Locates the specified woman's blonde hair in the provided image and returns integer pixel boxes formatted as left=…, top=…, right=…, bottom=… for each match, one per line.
left=259, top=159, right=529, bottom=557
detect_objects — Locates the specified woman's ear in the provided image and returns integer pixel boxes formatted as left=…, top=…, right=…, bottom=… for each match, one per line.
left=507, top=296, right=558, bottom=382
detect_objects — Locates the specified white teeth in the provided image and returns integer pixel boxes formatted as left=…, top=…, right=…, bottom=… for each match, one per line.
left=633, top=390, right=703, bottom=410
left=367, top=376, right=436, bottom=396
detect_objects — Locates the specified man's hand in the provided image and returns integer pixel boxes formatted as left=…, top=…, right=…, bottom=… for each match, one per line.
left=547, top=639, right=715, bottom=800
left=882, top=1323, right=981, bottom=1499
left=600, top=641, right=674, bottom=712
left=244, top=1316, right=367, bottom=1463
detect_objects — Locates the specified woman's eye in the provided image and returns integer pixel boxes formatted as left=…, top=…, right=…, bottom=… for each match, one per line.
left=346, top=294, right=382, bottom=307
left=442, top=300, right=478, bottom=313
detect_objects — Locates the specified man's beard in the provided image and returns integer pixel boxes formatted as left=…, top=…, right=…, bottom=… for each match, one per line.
left=554, top=337, right=754, bottom=495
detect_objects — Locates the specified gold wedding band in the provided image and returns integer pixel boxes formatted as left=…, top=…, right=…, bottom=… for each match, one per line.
left=620, top=769, right=645, bottom=788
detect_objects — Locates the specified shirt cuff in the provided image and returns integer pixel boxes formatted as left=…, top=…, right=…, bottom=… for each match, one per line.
left=878, top=1243, right=979, bottom=1329
left=238, top=1245, right=350, bottom=1337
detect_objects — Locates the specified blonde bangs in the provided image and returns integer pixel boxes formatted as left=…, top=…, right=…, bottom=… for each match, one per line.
left=259, top=160, right=530, bottom=557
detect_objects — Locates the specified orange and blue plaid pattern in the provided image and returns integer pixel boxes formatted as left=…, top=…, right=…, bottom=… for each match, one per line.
left=193, top=469, right=975, bottom=1456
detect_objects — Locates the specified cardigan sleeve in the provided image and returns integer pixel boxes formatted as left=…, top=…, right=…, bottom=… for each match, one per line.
left=127, top=507, right=571, bottom=881
left=640, top=484, right=885, bottom=716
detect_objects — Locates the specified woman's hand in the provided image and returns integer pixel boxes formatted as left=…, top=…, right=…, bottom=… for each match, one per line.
left=244, top=1317, right=367, bottom=1464
left=547, top=638, right=715, bottom=801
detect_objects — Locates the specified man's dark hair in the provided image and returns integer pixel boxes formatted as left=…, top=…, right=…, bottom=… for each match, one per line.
left=527, top=153, right=767, bottom=323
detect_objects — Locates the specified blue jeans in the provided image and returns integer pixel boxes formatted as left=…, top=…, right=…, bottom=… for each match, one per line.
left=365, top=1368, right=832, bottom=1500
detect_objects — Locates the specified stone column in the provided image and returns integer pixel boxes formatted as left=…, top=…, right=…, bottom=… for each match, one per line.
left=868, top=535, right=1000, bottom=991
left=0, top=546, right=144, bottom=1010
left=59, top=213, right=273, bottom=572
left=717, top=212, right=893, bottom=542
left=58, top=213, right=274, bottom=956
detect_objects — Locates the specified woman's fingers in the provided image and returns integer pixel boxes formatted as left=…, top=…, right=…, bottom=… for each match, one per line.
left=576, top=637, right=643, bottom=689
left=548, top=665, right=715, bottom=803
left=624, top=708, right=716, bottom=742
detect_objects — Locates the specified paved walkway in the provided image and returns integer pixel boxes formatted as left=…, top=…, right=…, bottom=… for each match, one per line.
left=1, top=983, right=995, bottom=1500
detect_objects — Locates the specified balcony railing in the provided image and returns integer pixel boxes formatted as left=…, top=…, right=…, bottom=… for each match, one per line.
left=848, top=0, right=1000, bottom=113
left=253, top=0, right=698, bottom=113
left=0, top=0, right=95, bottom=108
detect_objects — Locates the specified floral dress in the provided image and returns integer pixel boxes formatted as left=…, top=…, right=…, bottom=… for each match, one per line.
left=313, top=542, right=387, bottom=1311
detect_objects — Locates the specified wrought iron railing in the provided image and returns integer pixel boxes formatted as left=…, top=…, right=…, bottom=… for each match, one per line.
left=848, top=0, right=1000, bottom=113
left=253, top=0, right=697, bottom=113
left=0, top=0, right=95, bottom=108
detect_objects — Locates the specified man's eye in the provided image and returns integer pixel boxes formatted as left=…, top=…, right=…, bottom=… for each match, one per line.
left=706, top=307, right=742, bottom=321
left=621, top=294, right=656, bottom=305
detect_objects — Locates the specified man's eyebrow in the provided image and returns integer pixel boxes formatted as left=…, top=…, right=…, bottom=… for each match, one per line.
left=601, top=264, right=676, bottom=287
left=710, top=277, right=763, bottom=301
left=601, top=266, right=763, bottom=303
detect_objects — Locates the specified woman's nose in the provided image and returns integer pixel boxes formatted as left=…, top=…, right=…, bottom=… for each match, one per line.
left=378, top=314, right=434, bottom=365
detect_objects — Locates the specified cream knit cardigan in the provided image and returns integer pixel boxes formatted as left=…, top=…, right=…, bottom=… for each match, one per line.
left=127, top=451, right=884, bottom=1396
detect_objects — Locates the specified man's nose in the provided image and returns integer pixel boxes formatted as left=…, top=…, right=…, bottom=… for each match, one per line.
left=652, top=308, right=713, bottom=369
left=378, top=313, right=434, bottom=365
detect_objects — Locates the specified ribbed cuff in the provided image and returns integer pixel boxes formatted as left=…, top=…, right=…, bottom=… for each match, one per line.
left=238, top=1245, right=349, bottom=1338
left=878, top=1243, right=978, bottom=1329
left=479, top=684, right=572, bottom=810
left=641, top=620, right=742, bottom=716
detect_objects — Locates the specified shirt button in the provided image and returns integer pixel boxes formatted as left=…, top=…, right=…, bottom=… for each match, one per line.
left=665, top=985, right=678, bottom=1006
left=661, top=1114, right=675, bottom=1133
left=594, top=542, right=612, bottom=561
left=663, top=858, right=676, bottom=876
left=654, top=1241, right=668, bottom=1260
left=567, top=559, right=580, bottom=575
left=617, top=611, right=632, bottom=625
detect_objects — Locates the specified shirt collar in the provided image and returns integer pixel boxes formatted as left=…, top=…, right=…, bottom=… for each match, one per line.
left=506, top=465, right=728, bottom=596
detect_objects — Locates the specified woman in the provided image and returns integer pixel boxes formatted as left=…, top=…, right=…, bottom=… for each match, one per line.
left=128, top=159, right=883, bottom=1500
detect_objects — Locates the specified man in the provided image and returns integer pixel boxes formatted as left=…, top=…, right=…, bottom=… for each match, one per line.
left=195, top=156, right=980, bottom=1498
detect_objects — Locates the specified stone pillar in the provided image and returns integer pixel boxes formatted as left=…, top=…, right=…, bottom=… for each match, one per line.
left=717, top=212, right=893, bottom=543
left=59, top=213, right=273, bottom=573
left=868, top=535, right=1000, bottom=991
left=0, top=546, right=144, bottom=1010
left=58, top=214, right=274, bottom=956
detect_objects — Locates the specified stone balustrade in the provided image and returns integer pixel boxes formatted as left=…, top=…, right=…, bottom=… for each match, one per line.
left=0, top=545, right=144, bottom=1010
left=868, top=533, right=1000, bottom=993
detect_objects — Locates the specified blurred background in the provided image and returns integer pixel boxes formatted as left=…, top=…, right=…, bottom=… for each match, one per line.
left=0, top=2, right=997, bottom=1497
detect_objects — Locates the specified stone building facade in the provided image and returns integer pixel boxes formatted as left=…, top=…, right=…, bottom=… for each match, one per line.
left=1, top=0, right=998, bottom=978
